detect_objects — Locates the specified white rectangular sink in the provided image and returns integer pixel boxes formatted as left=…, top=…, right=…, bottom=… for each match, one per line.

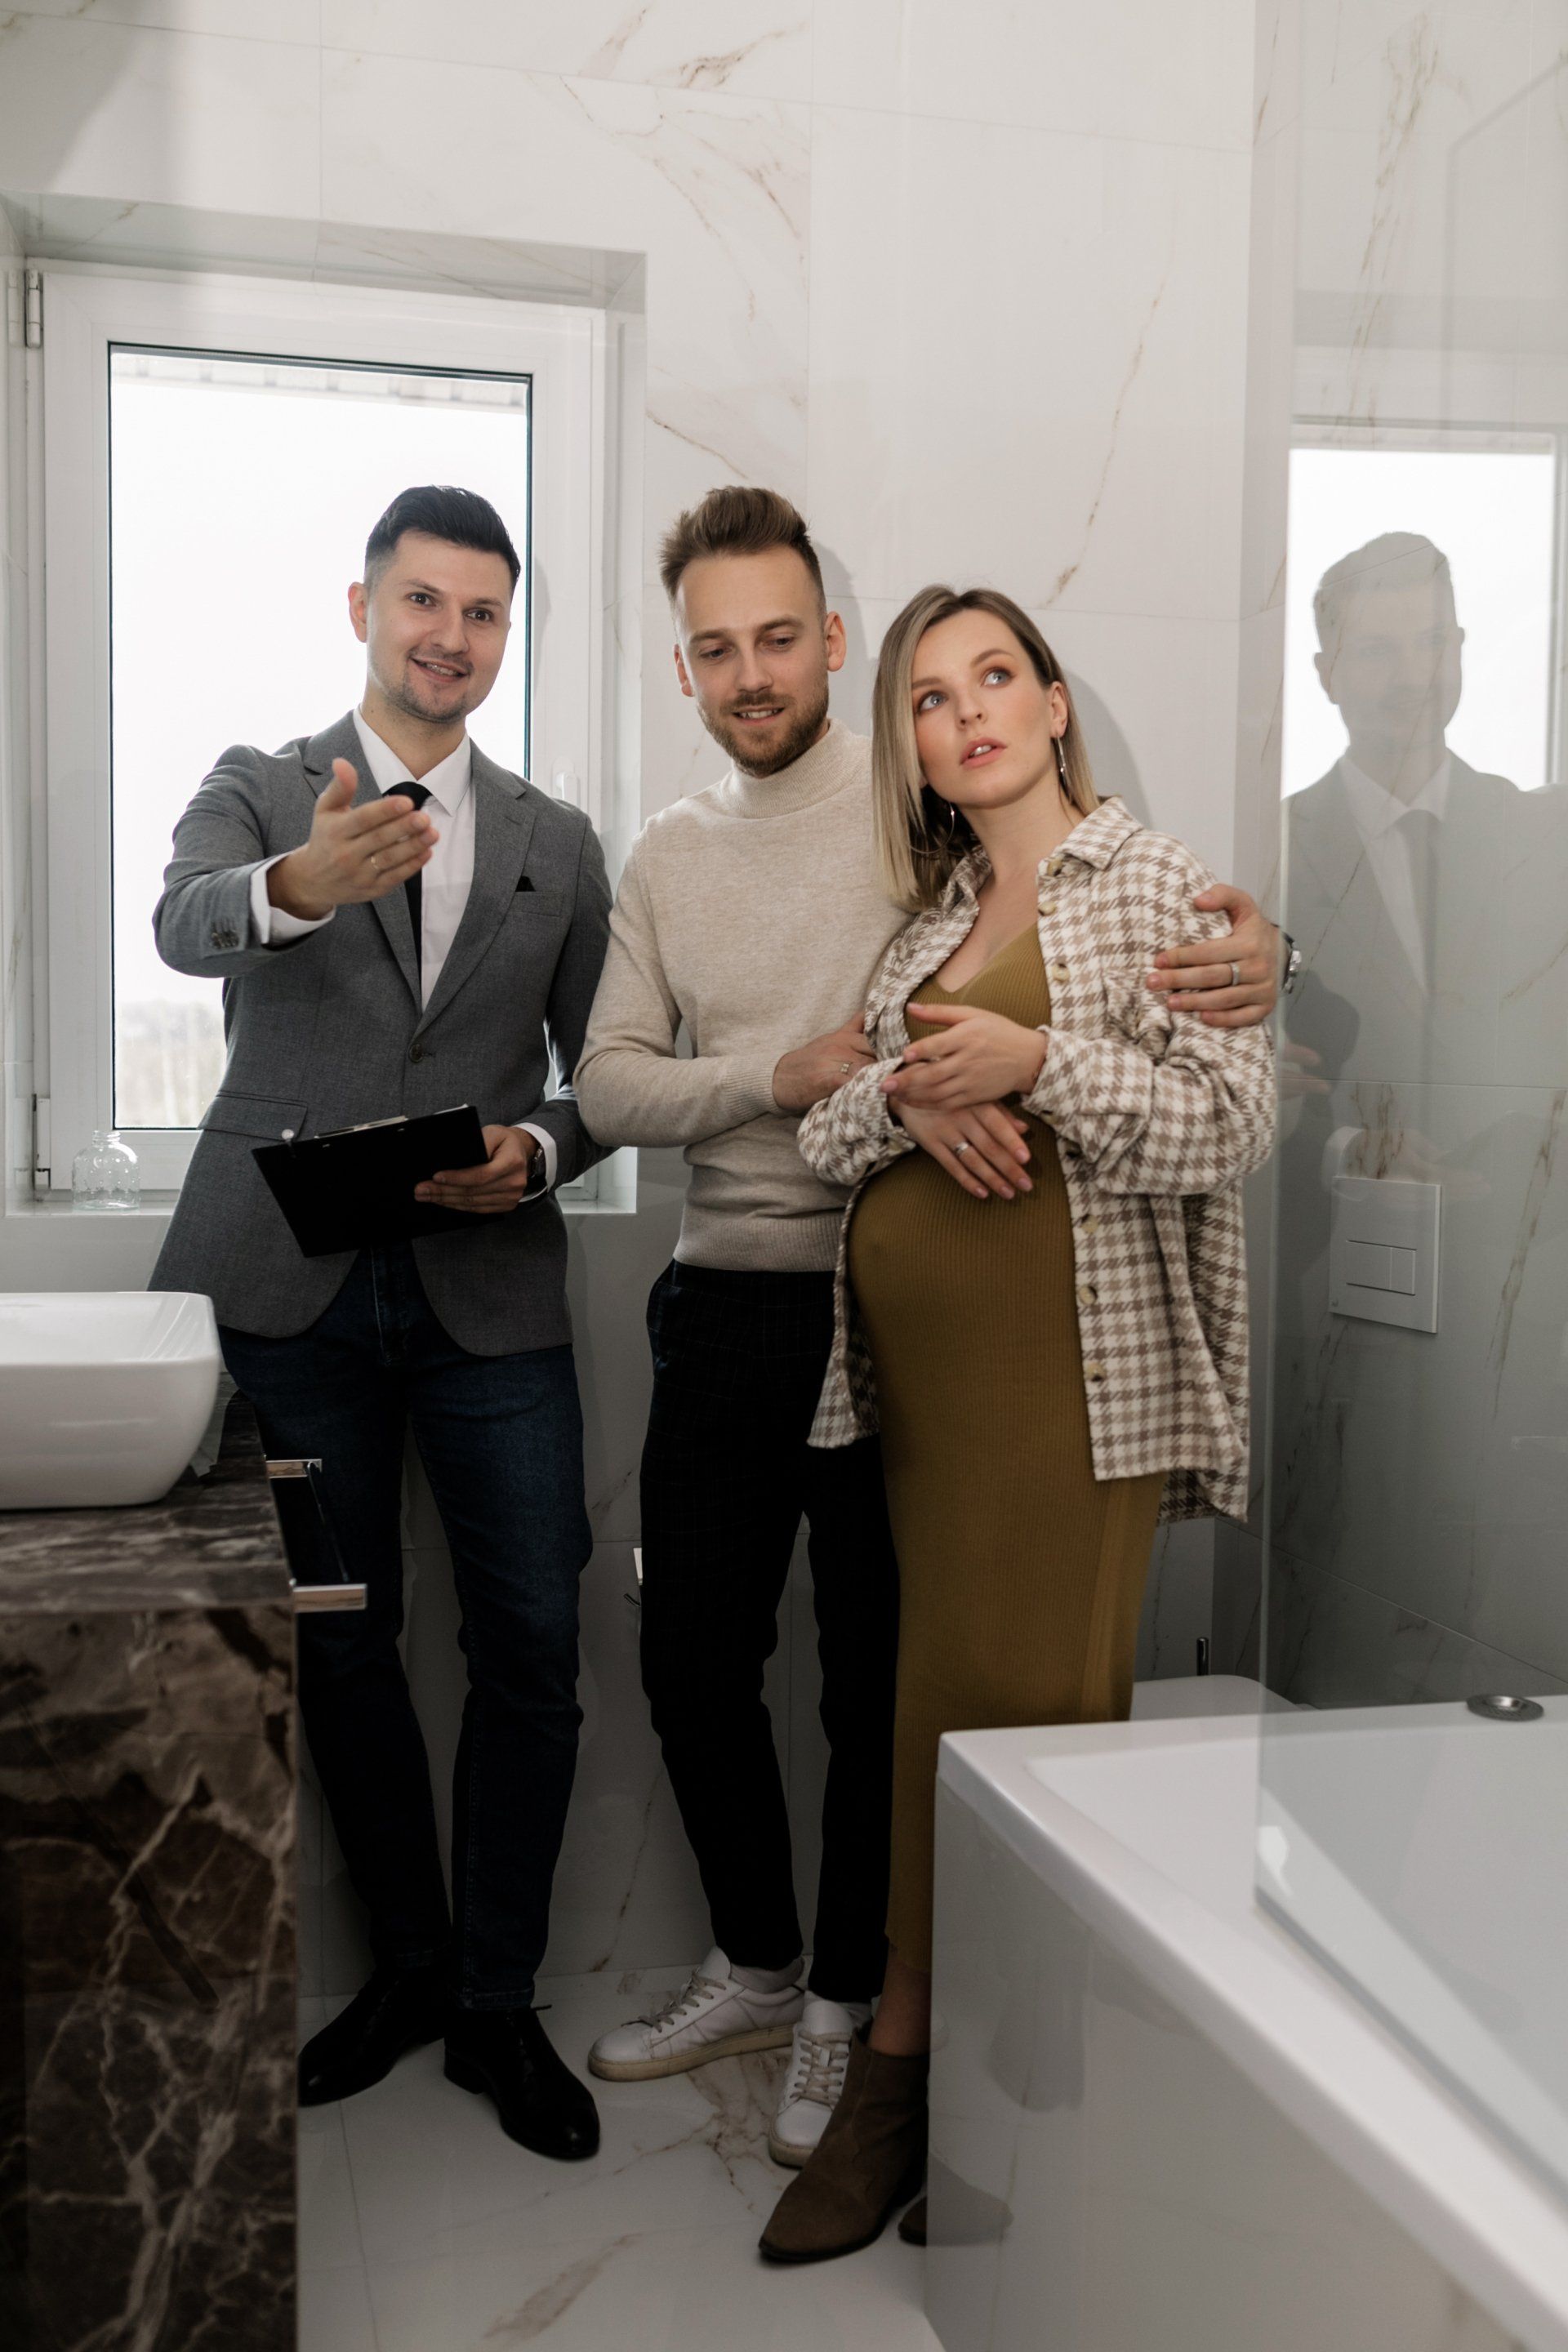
left=0, top=1291, right=221, bottom=1509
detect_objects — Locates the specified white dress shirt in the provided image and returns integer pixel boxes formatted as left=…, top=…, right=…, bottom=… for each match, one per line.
left=1337, top=751, right=1451, bottom=994
left=249, top=708, right=556, bottom=1190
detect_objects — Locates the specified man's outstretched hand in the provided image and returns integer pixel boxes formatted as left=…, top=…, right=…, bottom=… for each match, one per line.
left=1147, top=884, right=1281, bottom=1027
left=267, top=756, right=439, bottom=922
left=416, top=1125, right=537, bottom=1214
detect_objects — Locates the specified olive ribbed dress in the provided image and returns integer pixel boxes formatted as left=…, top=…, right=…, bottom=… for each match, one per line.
left=847, top=923, right=1166, bottom=1968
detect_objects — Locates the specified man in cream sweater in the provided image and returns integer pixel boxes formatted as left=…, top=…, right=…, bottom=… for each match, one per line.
left=574, top=488, right=1280, bottom=2165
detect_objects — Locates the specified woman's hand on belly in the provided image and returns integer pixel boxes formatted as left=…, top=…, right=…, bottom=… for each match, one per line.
left=893, top=1099, right=1034, bottom=1200
left=884, top=1004, right=1049, bottom=1113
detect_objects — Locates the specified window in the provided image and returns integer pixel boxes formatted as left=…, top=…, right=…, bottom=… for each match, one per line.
left=36, top=266, right=604, bottom=1193
left=1282, top=427, right=1561, bottom=801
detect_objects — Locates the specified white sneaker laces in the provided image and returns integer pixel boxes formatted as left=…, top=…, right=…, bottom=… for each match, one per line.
left=639, top=1966, right=726, bottom=2032
left=788, top=2028, right=851, bottom=2110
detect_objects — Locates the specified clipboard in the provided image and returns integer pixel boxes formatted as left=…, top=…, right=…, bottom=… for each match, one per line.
left=253, top=1103, right=491, bottom=1258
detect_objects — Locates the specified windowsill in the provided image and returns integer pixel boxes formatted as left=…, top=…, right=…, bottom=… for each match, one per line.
left=7, top=1182, right=638, bottom=1223
left=8, top=1192, right=179, bottom=1221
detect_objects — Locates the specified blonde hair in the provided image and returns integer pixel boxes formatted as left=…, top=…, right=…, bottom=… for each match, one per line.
left=871, top=586, right=1099, bottom=911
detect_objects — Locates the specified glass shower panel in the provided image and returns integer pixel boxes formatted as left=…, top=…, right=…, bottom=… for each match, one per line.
left=1258, top=0, right=1568, bottom=2201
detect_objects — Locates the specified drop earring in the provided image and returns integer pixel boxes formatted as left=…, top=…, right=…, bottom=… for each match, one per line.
left=1055, top=734, right=1068, bottom=790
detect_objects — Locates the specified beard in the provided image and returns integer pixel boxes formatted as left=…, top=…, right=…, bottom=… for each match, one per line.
left=699, top=682, right=831, bottom=778
left=385, top=656, right=479, bottom=728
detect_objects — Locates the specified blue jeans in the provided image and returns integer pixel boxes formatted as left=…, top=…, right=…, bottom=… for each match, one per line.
left=220, top=1243, right=590, bottom=2010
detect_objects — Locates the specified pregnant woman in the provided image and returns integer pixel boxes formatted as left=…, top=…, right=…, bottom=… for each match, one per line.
left=760, top=586, right=1276, bottom=2264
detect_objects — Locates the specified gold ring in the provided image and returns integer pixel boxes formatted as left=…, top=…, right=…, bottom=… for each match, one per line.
left=370, top=853, right=381, bottom=874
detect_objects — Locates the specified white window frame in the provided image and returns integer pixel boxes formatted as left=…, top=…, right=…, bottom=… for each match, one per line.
left=33, top=263, right=605, bottom=1196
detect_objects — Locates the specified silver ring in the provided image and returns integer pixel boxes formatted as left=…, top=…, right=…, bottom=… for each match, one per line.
left=953, top=1139, right=973, bottom=1158
left=839, top=1061, right=852, bottom=1074
left=369, top=853, right=381, bottom=874
left=1229, top=960, right=1241, bottom=989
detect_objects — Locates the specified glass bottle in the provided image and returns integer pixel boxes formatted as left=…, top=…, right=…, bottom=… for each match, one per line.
left=71, top=1128, right=140, bottom=1213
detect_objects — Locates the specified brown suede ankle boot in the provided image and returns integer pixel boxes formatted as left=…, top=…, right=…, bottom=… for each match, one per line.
left=759, top=2027, right=927, bottom=2265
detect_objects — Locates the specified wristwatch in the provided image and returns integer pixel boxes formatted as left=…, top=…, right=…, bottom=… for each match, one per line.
left=1281, top=931, right=1303, bottom=996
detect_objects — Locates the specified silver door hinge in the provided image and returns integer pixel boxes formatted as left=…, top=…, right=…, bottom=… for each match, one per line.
left=33, top=1094, right=51, bottom=1190
left=24, top=269, right=42, bottom=350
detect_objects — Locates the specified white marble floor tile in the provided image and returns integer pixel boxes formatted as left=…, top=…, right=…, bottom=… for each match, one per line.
left=298, top=2097, right=364, bottom=2278
left=298, top=1967, right=938, bottom=2351
left=299, top=2261, right=381, bottom=2352
left=337, top=1974, right=791, bottom=2268
left=364, top=2220, right=936, bottom=2352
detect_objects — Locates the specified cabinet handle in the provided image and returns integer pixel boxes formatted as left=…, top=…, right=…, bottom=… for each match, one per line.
left=265, top=1458, right=363, bottom=1611
left=292, top=1581, right=368, bottom=1615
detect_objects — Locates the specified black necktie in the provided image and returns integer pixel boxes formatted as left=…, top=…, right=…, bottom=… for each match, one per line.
left=391, top=782, right=434, bottom=978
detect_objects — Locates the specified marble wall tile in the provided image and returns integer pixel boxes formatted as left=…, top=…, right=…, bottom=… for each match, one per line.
left=1265, top=1550, right=1568, bottom=1707
left=1135, top=1521, right=1216, bottom=1682
left=812, top=0, right=1255, bottom=154
left=1027, top=608, right=1245, bottom=873
left=1252, top=0, right=1302, bottom=147
left=1213, top=1521, right=1264, bottom=1675
left=835, top=596, right=1245, bottom=877
left=1296, top=0, right=1538, bottom=138
left=0, top=16, right=322, bottom=218
left=806, top=105, right=1253, bottom=626
left=1291, top=6, right=1562, bottom=392
left=6, top=190, right=326, bottom=278
left=1272, top=1077, right=1568, bottom=1655
left=305, top=1530, right=730, bottom=1994
left=1235, top=118, right=1298, bottom=632
left=12, top=0, right=319, bottom=40
left=542, top=1539, right=717, bottom=1981
left=565, top=1156, right=686, bottom=1542
left=318, top=56, right=809, bottom=494
left=323, top=0, right=813, bottom=102
left=1233, top=604, right=1285, bottom=906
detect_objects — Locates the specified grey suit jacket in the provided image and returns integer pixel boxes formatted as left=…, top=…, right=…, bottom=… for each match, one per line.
left=150, top=710, right=612, bottom=1352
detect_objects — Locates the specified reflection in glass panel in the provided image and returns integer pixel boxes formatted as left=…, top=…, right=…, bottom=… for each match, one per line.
left=108, top=348, right=532, bottom=1130
left=1261, top=18, right=1568, bottom=2201
left=1282, top=439, right=1557, bottom=804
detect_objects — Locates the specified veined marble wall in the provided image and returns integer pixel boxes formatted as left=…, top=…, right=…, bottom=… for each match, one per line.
left=1255, top=0, right=1568, bottom=1706
left=0, top=0, right=1262, bottom=1986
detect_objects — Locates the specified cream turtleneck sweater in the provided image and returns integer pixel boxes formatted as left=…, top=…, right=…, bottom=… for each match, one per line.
left=574, top=719, right=906, bottom=1272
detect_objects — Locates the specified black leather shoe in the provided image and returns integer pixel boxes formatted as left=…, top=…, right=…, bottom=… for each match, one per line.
left=298, top=1965, right=447, bottom=2107
left=444, top=2007, right=600, bottom=2161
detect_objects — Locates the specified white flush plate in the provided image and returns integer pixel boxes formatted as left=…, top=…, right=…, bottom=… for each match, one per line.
left=1330, top=1174, right=1440, bottom=1332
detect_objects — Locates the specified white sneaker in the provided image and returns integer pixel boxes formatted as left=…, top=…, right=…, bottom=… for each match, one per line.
left=588, top=1947, right=804, bottom=2082
left=768, top=1996, right=871, bottom=2167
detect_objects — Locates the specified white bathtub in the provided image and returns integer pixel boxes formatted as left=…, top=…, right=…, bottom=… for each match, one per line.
left=928, top=1677, right=1568, bottom=2352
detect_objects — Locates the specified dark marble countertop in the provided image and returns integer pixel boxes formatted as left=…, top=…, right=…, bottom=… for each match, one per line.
left=0, top=1398, right=291, bottom=1614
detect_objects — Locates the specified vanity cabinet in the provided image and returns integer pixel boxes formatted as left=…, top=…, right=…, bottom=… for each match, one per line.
left=0, top=1402, right=299, bottom=2352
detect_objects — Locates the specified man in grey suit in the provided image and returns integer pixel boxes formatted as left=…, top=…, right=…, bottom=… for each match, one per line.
left=153, top=486, right=610, bottom=2160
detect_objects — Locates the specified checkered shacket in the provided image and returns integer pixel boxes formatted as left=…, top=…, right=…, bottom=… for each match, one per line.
left=797, top=799, right=1276, bottom=1521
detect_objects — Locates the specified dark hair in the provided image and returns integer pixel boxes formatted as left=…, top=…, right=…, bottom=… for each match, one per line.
left=1313, top=531, right=1454, bottom=649
left=364, top=484, right=521, bottom=590
left=658, top=484, right=824, bottom=606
